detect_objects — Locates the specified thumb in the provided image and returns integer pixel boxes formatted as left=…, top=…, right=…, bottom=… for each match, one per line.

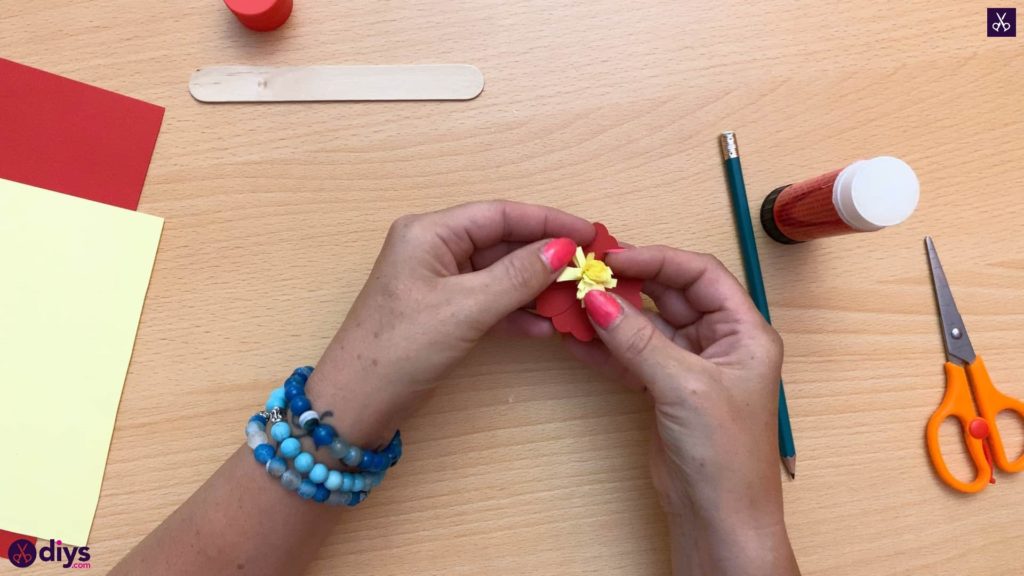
left=456, top=237, right=578, bottom=325
left=582, top=290, right=703, bottom=401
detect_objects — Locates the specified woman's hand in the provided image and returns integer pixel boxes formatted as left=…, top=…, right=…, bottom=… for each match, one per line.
left=567, top=245, right=799, bottom=575
left=307, top=201, right=593, bottom=446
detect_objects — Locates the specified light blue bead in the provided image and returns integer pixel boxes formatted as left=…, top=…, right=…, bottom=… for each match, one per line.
left=340, top=472, right=354, bottom=492
left=245, top=420, right=264, bottom=436
left=266, top=457, right=287, bottom=478
left=342, top=445, right=363, bottom=467
left=279, top=437, right=301, bottom=459
left=298, top=479, right=317, bottom=500
left=294, top=452, right=315, bottom=474
left=309, top=463, right=328, bottom=484
left=265, top=391, right=287, bottom=411
left=270, top=421, right=292, bottom=442
left=352, top=474, right=365, bottom=492
left=325, top=470, right=343, bottom=491
left=281, top=469, right=302, bottom=491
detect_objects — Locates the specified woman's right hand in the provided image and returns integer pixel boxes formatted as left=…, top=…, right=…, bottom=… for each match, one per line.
left=567, top=245, right=799, bottom=576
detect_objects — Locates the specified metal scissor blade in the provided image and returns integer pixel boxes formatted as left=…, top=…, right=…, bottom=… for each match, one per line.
left=925, top=236, right=976, bottom=365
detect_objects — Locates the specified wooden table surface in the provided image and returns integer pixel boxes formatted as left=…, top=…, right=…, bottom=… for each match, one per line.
left=5, top=1, right=1023, bottom=574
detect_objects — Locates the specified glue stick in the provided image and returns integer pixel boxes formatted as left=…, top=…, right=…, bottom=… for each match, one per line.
left=760, top=156, right=919, bottom=243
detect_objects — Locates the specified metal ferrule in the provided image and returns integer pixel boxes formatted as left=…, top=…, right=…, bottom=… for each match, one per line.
left=720, top=131, right=739, bottom=160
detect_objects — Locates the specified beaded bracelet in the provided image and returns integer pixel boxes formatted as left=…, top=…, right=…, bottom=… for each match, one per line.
left=245, top=366, right=403, bottom=506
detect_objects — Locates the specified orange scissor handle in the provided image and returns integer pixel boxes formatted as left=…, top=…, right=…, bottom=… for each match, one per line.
left=967, top=355, right=1024, bottom=473
left=925, top=362, right=991, bottom=493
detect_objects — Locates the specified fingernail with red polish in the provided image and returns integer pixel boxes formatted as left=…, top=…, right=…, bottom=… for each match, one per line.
left=584, top=290, right=622, bottom=329
left=604, top=248, right=626, bottom=254
left=541, top=237, right=576, bottom=270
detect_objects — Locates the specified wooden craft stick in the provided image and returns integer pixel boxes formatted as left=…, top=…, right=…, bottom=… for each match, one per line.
left=189, top=65, right=484, bottom=102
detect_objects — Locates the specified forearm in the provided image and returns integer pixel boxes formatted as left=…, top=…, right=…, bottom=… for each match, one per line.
left=113, top=356, right=397, bottom=576
left=111, top=445, right=336, bottom=576
left=668, top=510, right=799, bottom=576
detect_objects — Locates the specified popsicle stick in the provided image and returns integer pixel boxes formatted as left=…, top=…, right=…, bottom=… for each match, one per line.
left=189, top=65, right=484, bottom=102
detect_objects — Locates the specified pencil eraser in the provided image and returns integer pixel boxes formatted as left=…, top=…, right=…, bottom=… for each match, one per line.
left=224, top=0, right=293, bottom=31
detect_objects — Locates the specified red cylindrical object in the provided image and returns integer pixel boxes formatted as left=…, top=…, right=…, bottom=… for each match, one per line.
left=224, top=0, right=293, bottom=32
left=761, top=169, right=852, bottom=243
left=760, top=156, right=920, bottom=244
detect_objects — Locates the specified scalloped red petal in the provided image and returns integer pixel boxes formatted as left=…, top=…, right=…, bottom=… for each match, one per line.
left=534, top=222, right=643, bottom=342
left=535, top=281, right=577, bottom=317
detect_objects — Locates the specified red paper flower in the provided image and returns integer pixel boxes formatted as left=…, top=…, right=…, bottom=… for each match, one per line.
left=535, top=223, right=643, bottom=342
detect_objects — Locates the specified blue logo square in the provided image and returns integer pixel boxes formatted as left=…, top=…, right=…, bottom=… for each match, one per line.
left=988, top=8, right=1016, bottom=36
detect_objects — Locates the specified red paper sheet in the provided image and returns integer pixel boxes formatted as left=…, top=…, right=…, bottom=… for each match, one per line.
left=0, top=529, right=34, bottom=559
left=0, top=58, right=164, bottom=210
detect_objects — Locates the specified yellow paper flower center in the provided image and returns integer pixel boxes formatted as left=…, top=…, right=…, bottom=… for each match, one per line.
left=556, top=247, right=618, bottom=303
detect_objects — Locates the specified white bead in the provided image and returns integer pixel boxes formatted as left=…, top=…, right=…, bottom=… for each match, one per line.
left=245, top=420, right=263, bottom=436
left=298, top=410, right=320, bottom=428
left=246, top=429, right=269, bottom=449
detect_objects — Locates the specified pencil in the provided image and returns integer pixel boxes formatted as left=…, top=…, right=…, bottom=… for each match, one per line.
left=719, top=131, right=797, bottom=479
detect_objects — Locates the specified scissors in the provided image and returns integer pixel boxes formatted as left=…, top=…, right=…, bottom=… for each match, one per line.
left=924, top=237, right=1024, bottom=493
left=993, top=12, right=1011, bottom=33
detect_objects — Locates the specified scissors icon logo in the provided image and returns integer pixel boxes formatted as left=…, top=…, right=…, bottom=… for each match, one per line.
left=7, top=539, right=37, bottom=567
left=987, top=7, right=1016, bottom=36
left=993, top=12, right=1011, bottom=31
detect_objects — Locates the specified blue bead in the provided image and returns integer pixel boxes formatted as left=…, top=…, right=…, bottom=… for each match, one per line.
left=298, top=479, right=317, bottom=500
left=325, top=470, right=343, bottom=491
left=279, top=437, right=301, bottom=459
left=311, top=425, right=335, bottom=448
left=270, top=421, right=292, bottom=442
left=359, top=451, right=373, bottom=469
left=313, top=484, right=330, bottom=503
left=340, top=472, right=354, bottom=492
left=265, top=395, right=286, bottom=411
left=249, top=414, right=267, bottom=426
left=289, top=395, right=311, bottom=416
left=309, top=463, right=328, bottom=484
left=284, top=382, right=305, bottom=403
left=352, top=474, right=365, bottom=492
left=293, top=366, right=314, bottom=378
left=294, top=452, right=315, bottom=474
left=253, top=443, right=275, bottom=464
left=346, top=491, right=367, bottom=507
left=266, top=457, right=287, bottom=478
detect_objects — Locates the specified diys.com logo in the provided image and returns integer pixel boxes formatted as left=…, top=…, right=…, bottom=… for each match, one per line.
left=7, top=538, right=91, bottom=570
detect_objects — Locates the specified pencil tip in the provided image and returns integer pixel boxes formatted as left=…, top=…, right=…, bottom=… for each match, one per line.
left=782, top=456, right=797, bottom=479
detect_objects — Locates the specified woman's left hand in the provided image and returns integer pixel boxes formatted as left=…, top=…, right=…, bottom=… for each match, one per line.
left=307, top=201, right=593, bottom=446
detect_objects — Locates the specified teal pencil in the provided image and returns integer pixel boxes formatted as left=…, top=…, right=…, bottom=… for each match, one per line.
left=719, top=131, right=797, bottom=479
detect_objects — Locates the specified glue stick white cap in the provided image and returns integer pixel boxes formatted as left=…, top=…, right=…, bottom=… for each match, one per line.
left=832, top=156, right=919, bottom=232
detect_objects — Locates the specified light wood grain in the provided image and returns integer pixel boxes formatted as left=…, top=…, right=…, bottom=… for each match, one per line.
left=3, top=1, right=1023, bottom=574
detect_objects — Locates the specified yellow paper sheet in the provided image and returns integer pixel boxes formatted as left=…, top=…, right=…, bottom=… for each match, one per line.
left=0, top=179, right=162, bottom=545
